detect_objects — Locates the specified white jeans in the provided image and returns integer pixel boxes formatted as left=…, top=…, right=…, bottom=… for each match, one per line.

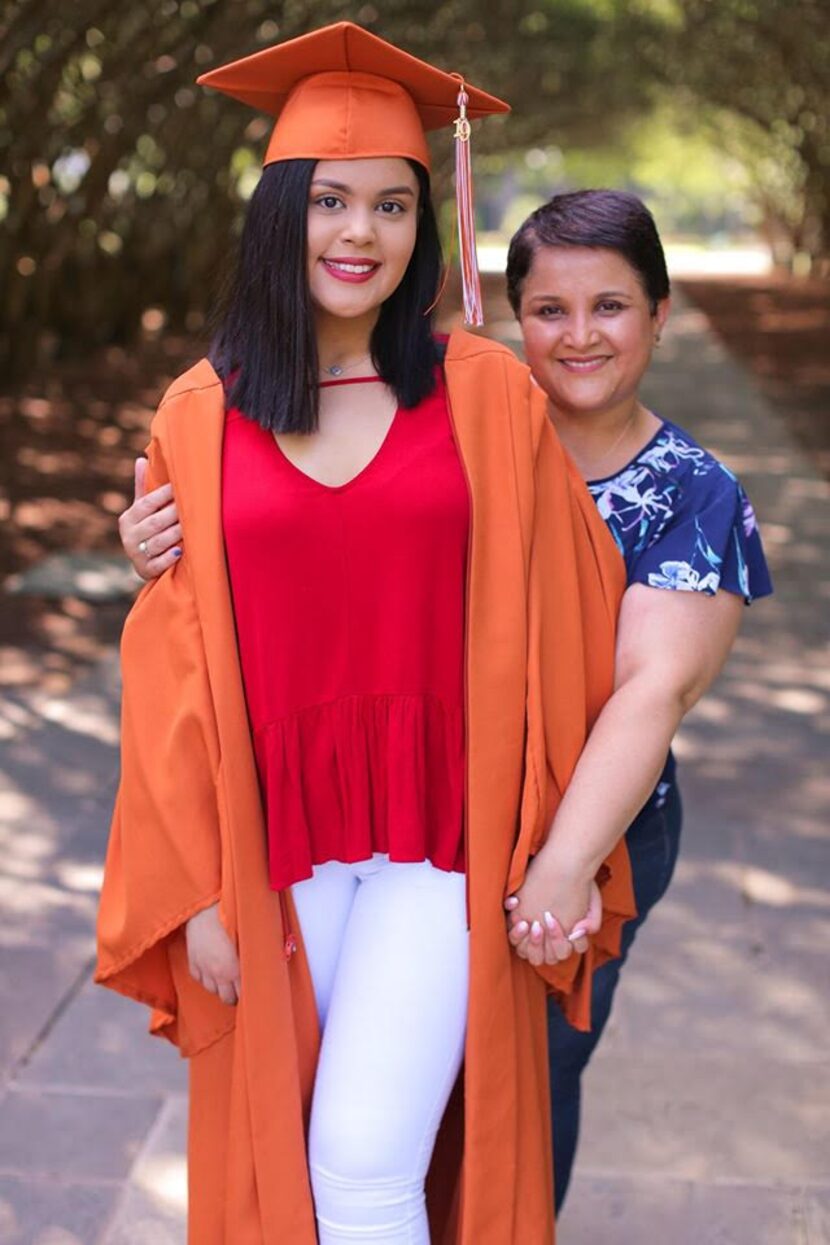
left=291, top=854, right=469, bottom=1245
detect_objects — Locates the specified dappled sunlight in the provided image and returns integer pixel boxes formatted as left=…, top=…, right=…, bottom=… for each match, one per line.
left=25, top=690, right=120, bottom=746
left=567, top=287, right=830, bottom=1110
left=0, top=875, right=98, bottom=937
left=136, top=1153, right=188, bottom=1214
left=0, top=1193, right=89, bottom=1245
left=680, top=277, right=830, bottom=484
left=0, top=654, right=120, bottom=959
left=55, top=862, right=105, bottom=894
left=767, top=686, right=826, bottom=714
left=602, top=839, right=830, bottom=1067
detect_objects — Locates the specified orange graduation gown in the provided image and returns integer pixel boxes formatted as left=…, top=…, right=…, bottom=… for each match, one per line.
left=96, top=328, right=634, bottom=1243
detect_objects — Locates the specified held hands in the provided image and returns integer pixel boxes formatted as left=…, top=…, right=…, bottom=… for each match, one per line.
left=119, top=457, right=183, bottom=580
left=185, top=902, right=241, bottom=1005
left=504, top=855, right=603, bottom=967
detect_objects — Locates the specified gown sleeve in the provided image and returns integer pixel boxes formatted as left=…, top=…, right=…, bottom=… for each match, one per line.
left=95, top=419, right=235, bottom=1055
left=518, top=412, right=636, bottom=1030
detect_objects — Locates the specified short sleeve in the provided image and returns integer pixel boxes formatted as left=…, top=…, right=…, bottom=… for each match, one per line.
left=630, top=469, right=773, bottom=603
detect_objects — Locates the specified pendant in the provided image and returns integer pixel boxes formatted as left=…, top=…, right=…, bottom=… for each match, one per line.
left=327, top=364, right=343, bottom=377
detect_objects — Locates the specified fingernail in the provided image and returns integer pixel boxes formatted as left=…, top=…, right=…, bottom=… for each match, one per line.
left=504, top=896, right=519, bottom=910
left=531, top=920, right=543, bottom=941
left=543, top=910, right=557, bottom=932
left=569, top=925, right=588, bottom=941
left=514, top=921, right=529, bottom=936
left=172, top=547, right=182, bottom=558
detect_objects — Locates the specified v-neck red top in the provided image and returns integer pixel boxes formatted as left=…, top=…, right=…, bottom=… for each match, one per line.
left=221, top=370, right=469, bottom=890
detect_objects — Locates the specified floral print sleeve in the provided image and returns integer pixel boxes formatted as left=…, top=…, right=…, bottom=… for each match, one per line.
left=588, top=422, right=773, bottom=604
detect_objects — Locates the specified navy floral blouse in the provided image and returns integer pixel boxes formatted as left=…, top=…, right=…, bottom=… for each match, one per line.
left=587, top=418, right=773, bottom=824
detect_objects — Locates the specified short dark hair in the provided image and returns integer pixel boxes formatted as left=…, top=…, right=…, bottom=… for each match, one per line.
left=211, top=158, right=442, bottom=433
left=506, top=189, right=670, bottom=317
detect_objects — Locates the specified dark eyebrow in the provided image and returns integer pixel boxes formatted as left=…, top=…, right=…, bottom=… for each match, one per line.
left=528, top=289, right=632, bottom=302
left=310, top=179, right=416, bottom=197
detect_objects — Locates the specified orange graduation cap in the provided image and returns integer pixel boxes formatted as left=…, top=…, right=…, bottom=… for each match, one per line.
left=197, top=21, right=510, bottom=325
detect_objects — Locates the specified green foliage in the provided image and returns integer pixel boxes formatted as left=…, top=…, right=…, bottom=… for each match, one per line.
left=490, top=105, right=762, bottom=239
left=0, top=0, right=827, bottom=379
left=642, top=0, right=830, bottom=263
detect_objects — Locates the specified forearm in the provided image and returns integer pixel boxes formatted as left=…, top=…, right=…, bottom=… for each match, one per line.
left=536, top=674, right=685, bottom=880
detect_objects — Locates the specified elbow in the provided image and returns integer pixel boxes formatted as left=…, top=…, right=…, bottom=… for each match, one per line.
left=658, top=670, right=703, bottom=721
left=676, top=670, right=710, bottom=718
left=616, top=667, right=699, bottom=727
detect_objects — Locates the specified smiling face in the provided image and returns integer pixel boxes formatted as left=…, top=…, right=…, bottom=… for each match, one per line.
left=518, top=246, right=670, bottom=418
left=306, top=156, right=421, bottom=327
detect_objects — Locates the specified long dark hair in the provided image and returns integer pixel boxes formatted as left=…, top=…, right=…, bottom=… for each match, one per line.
left=211, top=159, right=442, bottom=433
left=506, top=189, right=670, bottom=316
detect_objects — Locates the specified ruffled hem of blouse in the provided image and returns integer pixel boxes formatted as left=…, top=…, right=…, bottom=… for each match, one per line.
left=254, top=693, right=466, bottom=890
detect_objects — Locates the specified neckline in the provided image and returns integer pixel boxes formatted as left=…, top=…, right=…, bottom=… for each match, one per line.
left=587, top=419, right=668, bottom=486
left=271, top=405, right=402, bottom=494
left=318, top=375, right=384, bottom=389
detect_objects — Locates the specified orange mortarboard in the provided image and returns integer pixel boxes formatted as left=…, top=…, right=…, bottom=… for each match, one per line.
left=197, top=22, right=511, bottom=324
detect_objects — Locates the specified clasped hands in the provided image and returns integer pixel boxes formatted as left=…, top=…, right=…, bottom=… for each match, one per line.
left=186, top=859, right=602, bottom=1004
left=504, top=851, right=602, bottom=967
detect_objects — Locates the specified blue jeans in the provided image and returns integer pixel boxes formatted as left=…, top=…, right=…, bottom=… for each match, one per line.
left=547, top=781, right=683, bottom=1212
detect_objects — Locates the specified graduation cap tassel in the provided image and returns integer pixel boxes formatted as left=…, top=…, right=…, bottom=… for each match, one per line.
left=453, top=82, right=484, bottom=327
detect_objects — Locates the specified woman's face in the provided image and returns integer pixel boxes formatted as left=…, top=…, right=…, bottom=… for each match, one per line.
left=518, top=246, right=670, bottom=417
left=306, top=157, right=420, bottom=323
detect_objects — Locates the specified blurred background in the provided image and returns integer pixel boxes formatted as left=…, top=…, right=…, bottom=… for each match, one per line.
left=1, top=4, right=828, bottom=1243
left=1, top=0, right=829, bottom=679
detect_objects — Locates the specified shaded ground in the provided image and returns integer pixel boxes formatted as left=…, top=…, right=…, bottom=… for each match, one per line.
left=679, top=274, right=830, bottom=480
left=1, top=286, right=827, bottom=1245
left=0, top=334, right=203, bottom=695
left=2, top=273, right=828, bottom=694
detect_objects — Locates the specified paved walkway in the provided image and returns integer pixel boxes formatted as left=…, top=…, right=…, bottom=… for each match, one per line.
left=0, top=294, right=828, bottom=1243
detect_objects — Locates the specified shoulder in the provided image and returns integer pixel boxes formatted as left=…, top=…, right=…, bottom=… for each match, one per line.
left=152, top=358, right=224, bottom=436
left=649, top=420, right=733, bottom=478
left=444, top=328, right=546, bottom=447
left=445, top=328, right=529, bottom=375
left=638, top=420, right=742, bottom=501
left=159, top=357, right=223, bottom=408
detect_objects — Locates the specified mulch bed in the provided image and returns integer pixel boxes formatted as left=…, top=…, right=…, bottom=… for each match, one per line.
left=0, top=334, right=203, bottom=693
left=2, top=274, right=828, bottom=694
left=677, top=275, right=830, bottom=479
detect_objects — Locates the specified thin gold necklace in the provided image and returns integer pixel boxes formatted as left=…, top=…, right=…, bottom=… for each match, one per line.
left=581, top=409, right=641, bottom=477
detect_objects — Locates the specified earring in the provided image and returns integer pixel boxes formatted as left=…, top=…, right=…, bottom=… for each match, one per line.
left=654, top=333, right=662, bottom=347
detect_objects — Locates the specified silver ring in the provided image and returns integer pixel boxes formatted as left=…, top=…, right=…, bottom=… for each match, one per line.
left=138, top=540, right=149, bottom=555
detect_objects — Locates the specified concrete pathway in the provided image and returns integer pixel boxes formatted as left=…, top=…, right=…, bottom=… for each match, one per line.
left=0, top=293, right=827, bottom=1243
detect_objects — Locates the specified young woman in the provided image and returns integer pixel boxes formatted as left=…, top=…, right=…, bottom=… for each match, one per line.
left=96, top=24, right=636, bottom=1245
left=123, top=186, right=772, bottom=1218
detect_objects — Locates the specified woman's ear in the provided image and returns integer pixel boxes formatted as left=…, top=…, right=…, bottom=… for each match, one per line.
left=653, top=296, right=671, bottom=344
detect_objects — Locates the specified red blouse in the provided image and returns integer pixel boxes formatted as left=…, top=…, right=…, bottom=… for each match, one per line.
left=221, top=370, right=469, bottom=891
